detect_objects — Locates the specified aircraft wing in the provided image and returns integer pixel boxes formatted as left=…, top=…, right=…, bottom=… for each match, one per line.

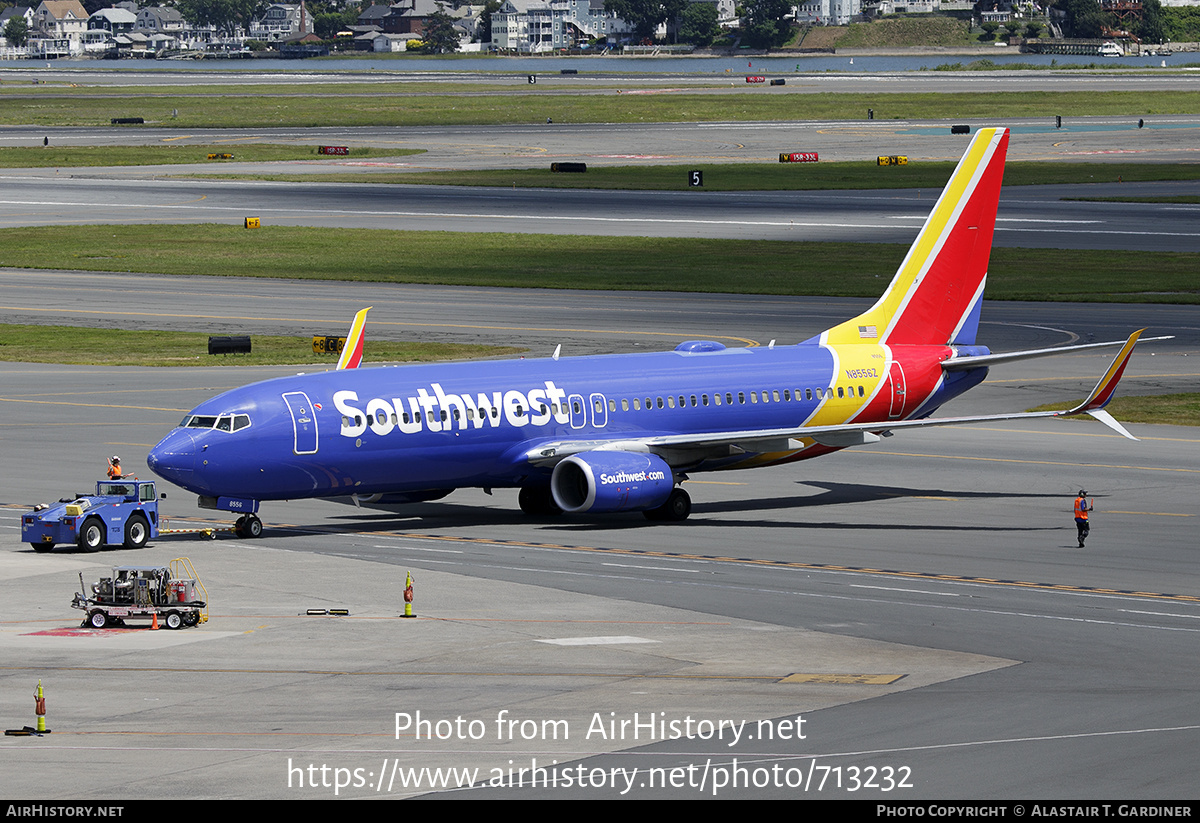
left=523, top=329, right=1150, bottom=467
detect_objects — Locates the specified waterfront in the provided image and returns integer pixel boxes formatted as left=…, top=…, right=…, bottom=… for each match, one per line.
left=3, top=50, right=1200, bottom=76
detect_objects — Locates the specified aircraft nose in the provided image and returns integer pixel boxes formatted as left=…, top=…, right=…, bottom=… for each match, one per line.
left=147, top=430, right=198, bottom=486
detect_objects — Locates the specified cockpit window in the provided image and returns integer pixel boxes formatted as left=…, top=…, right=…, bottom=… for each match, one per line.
left=179, top=414, right=251, bottom=432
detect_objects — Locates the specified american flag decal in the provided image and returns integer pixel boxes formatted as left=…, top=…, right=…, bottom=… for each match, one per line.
left=858, top=325, right=878, bottom=339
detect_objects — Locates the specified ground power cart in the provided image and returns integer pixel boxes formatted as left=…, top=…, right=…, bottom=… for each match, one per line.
left=72, top=559, right=208, bottom=630
left=23, top=480, right=162, bottom=552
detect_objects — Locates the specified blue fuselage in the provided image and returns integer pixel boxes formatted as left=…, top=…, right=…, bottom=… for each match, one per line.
left=147, top=338, right=985, bottom=504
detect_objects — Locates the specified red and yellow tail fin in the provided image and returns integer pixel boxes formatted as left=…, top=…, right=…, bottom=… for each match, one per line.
left=336, top=307, right=372, bottom=370
left=826, top=127, right=1009, bottom=349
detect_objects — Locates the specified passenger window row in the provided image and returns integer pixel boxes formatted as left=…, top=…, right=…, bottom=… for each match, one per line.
left=341, top=386, right=869, bottom=429
left=614, top=384, right=865, bottom=412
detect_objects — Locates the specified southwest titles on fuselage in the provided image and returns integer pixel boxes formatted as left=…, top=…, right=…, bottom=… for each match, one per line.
left=334, top=380, right=571, bottom=438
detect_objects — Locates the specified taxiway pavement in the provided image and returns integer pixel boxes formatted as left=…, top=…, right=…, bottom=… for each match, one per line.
left=1, top=287, right=1197, bottom=798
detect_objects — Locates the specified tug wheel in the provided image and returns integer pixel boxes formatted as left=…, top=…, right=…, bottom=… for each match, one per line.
left=78, top=518, right=105, bottom=552
left=124, top=515, right=149, bottom=549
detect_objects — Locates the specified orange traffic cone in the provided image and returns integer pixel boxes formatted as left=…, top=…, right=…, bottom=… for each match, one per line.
left=151, top=612, right=159, bottom=631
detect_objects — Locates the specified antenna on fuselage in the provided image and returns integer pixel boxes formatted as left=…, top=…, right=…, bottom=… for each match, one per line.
left=553, top=344, right=561, bottom=361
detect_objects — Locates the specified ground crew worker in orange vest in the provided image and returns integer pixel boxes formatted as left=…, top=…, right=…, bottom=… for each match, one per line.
left=107, top=456, right=126, bottom=480
left=1074, top=490, right=1093, bottom=548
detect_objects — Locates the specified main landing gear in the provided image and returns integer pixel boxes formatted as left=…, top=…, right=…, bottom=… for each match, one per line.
left=518, top=486, right=561, bottom=516
left=644, top=487, right=691, bottom=522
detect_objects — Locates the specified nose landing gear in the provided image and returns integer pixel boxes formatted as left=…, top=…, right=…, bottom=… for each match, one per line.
left=234, top=513, right=263, bottom=538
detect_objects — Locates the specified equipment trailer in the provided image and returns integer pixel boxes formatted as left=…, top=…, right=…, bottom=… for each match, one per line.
left=72, top=558, right=207, bottom=630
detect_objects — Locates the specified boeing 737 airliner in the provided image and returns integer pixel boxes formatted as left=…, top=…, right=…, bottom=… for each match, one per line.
left=147, top=128, right=1159, bottom=536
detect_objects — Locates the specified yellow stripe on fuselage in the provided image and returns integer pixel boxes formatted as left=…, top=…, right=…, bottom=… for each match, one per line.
left=805, top=342, right=890, bottom=428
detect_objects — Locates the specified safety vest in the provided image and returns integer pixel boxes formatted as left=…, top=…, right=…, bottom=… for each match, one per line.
left=1074, top=497, right=1089, bottom=520
left=107, top=464, right=121, bottom=479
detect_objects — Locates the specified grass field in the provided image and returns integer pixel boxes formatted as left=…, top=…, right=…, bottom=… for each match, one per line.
left=0, top=145, right=423, bottom=167
left=0, top=87, right=1197, bottom=128
left=0, top=323, right=523, bottom=367
left=1028, top=394, right=1200, bottom=426
left=1, top=224, right=1196, bottom=303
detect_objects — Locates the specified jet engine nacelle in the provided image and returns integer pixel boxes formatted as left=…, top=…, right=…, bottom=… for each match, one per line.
left=551, top=451, right=674, bottom=513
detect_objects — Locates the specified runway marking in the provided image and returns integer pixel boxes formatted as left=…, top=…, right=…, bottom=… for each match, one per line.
left=616, top=88, right=688, bottom=95
left=536, top=636, right=658, bottom=645
left=603, top=562, right=700, bottom=573
left=965, top=426, right=1200, bottom=444
left=1106, top=510, right=1193, bottom=517
left=4, top=387, right=230, bottom=399
left=887, top=216, right=1101, bottom=225
left=14, top=194, right=1174, bottom=238
left=850, top=584, right=961, bottom=597
left=1120, top=607, right=1200, bottom=620
left=208, top=137, right=269, bottom=145
left=0, top=270, right=776, bottom=321
left=0, top=396, right=188, bottom=413
left=373, top=544, right=462, bottom=553
left=0, top=197, right=901, bottom=232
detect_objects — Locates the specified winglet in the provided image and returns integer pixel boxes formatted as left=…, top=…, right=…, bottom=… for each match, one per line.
left=1059, top=329, right=1145, bottom=440
left=1066, top=329, right=1144, bottom=414
left=336, top=307, right=372, bottom=370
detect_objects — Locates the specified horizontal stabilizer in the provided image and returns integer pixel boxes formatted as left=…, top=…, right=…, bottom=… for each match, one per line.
left=943, top=333, right=1171, bottom=371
